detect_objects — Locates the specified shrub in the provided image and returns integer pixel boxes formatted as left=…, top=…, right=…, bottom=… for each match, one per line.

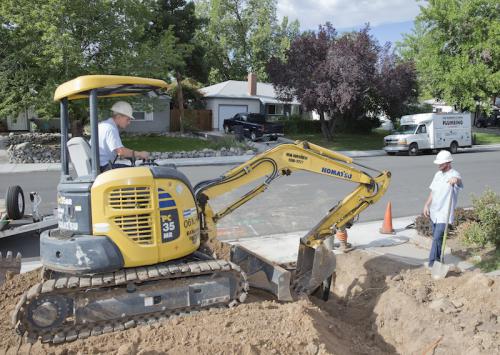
left=283, top=119, right=322, bottom=134
left=415, top=214, right=433, bottom=237
left=458, top=189, right=500, bottom=248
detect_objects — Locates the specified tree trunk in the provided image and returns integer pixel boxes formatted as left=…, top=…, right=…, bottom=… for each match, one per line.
left=326, top=113, right=338, bottom=139
left=176, top=72, right=185, bottom=134
left=319, top=111, right=333, bottom=141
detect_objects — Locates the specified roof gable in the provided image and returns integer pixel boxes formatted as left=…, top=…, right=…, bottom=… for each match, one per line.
left=200, top=80, right=299, bottom=104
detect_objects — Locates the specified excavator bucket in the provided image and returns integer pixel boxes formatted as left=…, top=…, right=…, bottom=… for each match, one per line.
left=292, top=238, right=336, bottom=296
left=0, top=251, right=22, bottom=285
left=231, top=245, right=293, bottom=301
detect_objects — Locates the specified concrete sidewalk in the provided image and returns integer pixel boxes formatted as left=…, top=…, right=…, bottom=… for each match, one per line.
left=18, top=215, right=477, bottom=274
left=1, top=143, right=500, bottom=174
left=222, top=215, right=476, bottom=272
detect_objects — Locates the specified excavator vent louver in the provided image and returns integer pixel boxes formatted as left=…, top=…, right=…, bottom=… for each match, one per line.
left=108, top=186, right=151, bottom=209
left=113, top=213, right=153, bottom=245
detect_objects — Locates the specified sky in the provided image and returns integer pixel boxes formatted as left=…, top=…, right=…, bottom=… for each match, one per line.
left=277, top=0, right=422, bottom=45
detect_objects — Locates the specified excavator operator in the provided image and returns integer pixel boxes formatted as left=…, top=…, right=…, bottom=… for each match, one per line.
left=98, top=101, right=149, bottom=172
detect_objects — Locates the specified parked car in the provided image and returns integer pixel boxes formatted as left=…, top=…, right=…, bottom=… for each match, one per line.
left=223, top=113, right=284, bottom=141
left=474, top=109, right=500, bottom=128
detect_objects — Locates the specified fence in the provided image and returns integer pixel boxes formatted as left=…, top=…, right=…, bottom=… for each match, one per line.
left=170, top=109, right=212, bottom=132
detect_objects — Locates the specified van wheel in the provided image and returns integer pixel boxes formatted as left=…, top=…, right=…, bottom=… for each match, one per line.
left=250, top=132, right=258, bottom=141
left=6, top=185, right=25, bottom=220
left=450, top=141, right=458, bottom=154
left=408, top=143, right=419, bottom=156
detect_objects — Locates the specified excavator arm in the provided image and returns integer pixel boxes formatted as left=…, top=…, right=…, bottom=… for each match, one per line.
left=195, top=141, right=391, bottom=300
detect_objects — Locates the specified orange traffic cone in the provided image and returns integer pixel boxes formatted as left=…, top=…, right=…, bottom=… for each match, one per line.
left=380, top=202, right=394, bottom=234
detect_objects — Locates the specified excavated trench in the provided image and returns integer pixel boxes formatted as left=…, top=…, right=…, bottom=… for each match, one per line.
left=1, top=250, right=498, bottom=354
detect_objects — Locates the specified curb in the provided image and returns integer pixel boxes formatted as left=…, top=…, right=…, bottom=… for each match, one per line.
left=2, top=143, right=500, bottom=174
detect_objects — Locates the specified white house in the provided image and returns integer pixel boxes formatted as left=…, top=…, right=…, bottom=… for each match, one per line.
left=423, top=98, right=456, bottom=113
left=200, top=73, right=301, bottom=130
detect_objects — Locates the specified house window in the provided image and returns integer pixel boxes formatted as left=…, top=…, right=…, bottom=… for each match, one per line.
left=132, top=111, right=153, bottom=121
left=267, top=105, right=276, bottom=115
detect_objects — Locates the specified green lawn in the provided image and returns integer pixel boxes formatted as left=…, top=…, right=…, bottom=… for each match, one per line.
left=474, top=132, right=500, bottom=145
left=122, top=136, right=215, bottom=152
left=287, top=130, right=388, bottom=151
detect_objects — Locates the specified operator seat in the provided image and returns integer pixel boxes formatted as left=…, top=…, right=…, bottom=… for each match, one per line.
left=67, top=137, right=92, bottom=177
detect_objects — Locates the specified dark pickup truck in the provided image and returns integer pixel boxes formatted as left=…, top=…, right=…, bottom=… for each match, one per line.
left=223, top=113, right=284, bottom=141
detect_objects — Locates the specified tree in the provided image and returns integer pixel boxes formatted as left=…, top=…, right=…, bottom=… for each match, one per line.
left=267, top=24, right=335, bottom=139
left=268, top=25, right=418, bottom=140
left=376, top=46, right=419, bottom=121
left=145, top=0, right=207, bottom=133
left=196, top=0, right=299, bottom=83
left=0, top=0, right=156, bottom=121
left=400, top=0, right=500, bottom=111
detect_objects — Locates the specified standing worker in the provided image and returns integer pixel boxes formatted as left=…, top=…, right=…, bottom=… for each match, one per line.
left=423, top=150, right=463, bottom=267
left=98, top=101, right=149, bottom=171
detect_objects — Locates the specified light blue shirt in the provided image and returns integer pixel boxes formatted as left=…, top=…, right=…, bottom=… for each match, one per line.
left=98, top=118, right=123, bottom=166
left=429, top=168, right=463, bottom=224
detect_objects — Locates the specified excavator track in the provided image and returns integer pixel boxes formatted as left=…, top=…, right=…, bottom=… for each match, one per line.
left=13, top=259, right=248, bottom=344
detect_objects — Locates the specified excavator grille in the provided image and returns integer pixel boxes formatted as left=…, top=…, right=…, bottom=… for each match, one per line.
left=113, top=213, right=153, bottom=245
left=108, top=186, right=151, bottom=209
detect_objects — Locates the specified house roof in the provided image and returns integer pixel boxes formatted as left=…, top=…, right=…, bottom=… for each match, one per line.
left=200, top=80, right=299, bottom=105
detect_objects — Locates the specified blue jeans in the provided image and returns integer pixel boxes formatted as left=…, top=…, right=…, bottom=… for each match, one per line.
left=429, top=223, right=447, bottom=266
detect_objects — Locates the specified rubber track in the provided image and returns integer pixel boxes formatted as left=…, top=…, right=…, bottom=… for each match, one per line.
left=12, top=259, right=249, bottom=344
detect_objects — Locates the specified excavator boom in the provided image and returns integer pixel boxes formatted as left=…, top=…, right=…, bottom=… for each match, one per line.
left=195, top=141, right=391, bottom=299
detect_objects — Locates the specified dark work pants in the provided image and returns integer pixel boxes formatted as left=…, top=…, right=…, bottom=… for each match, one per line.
left=429, top=223, right=447, bottom=266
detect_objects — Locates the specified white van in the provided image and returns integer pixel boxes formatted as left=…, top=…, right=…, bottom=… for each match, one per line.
left=383, top=113, right=472, bottom=156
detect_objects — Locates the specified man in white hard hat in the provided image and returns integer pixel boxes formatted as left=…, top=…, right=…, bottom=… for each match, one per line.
left=98, top=101, right=149, bottom=171
left=423, top=150, right=463, bottom=267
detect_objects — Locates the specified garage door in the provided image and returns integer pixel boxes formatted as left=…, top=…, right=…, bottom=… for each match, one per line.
left=218, top=105, right=248, bottom=130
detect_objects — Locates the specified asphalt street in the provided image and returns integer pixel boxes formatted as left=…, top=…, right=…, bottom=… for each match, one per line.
left=1, top=149, right=499, bottom=256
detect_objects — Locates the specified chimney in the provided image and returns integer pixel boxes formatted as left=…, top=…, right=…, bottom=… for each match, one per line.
left=247, top=73, right=257, bottom=96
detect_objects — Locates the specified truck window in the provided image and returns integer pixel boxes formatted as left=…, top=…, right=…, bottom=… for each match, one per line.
left=417, top=125, right=427, bottom=134
left=248, top=114, right=266, bottom=124
left=396, top=124, right=417, bottom=134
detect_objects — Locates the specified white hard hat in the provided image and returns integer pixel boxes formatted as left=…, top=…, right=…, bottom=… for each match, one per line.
left=433, top=150, right=453, bottom=165
left=111, top=101, right=134, bottom=119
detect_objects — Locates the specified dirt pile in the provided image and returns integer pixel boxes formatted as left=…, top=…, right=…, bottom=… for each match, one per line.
left=0, top=250, right=498, bottom=354
left=319, top=251, right=499, bottom=355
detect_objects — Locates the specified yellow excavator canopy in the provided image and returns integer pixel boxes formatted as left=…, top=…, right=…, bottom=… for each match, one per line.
left=53, top=75, right=169, bottom=102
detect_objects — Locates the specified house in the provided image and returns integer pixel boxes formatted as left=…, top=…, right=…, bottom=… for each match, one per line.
left=2, top=94, right=172, bottom=134
left=124, top=94, right=172, bottom=134
left=200, top=73, right=301, bottom=131
left=423, top=99, right=455, bottom=113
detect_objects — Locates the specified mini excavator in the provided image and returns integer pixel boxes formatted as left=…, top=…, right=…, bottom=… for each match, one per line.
left=12, top=75, right=390, bottom=343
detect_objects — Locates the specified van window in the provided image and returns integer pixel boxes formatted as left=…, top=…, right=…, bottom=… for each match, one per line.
left=417, top=125, right=427, bottom=134
left=397, top=124, right=417, bottom=134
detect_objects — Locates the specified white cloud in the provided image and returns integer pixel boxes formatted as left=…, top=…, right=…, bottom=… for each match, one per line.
left=277, top=0, right=421, bottom=30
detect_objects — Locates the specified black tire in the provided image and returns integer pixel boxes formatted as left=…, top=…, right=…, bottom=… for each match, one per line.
left=6, top=185, right=25, bottom=220
left=408, top=143, right=419, bottom=156
left=450, top=141, right=458, bottom=154
left=269, top=136, right=278, bottom=141
left=475, top=121, right=483, bottom=128
left=250, top=131, right=258, bottom=141
left=223, top=125, right=230, bottom=134
left=386, top=152, right=396, bottom=156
